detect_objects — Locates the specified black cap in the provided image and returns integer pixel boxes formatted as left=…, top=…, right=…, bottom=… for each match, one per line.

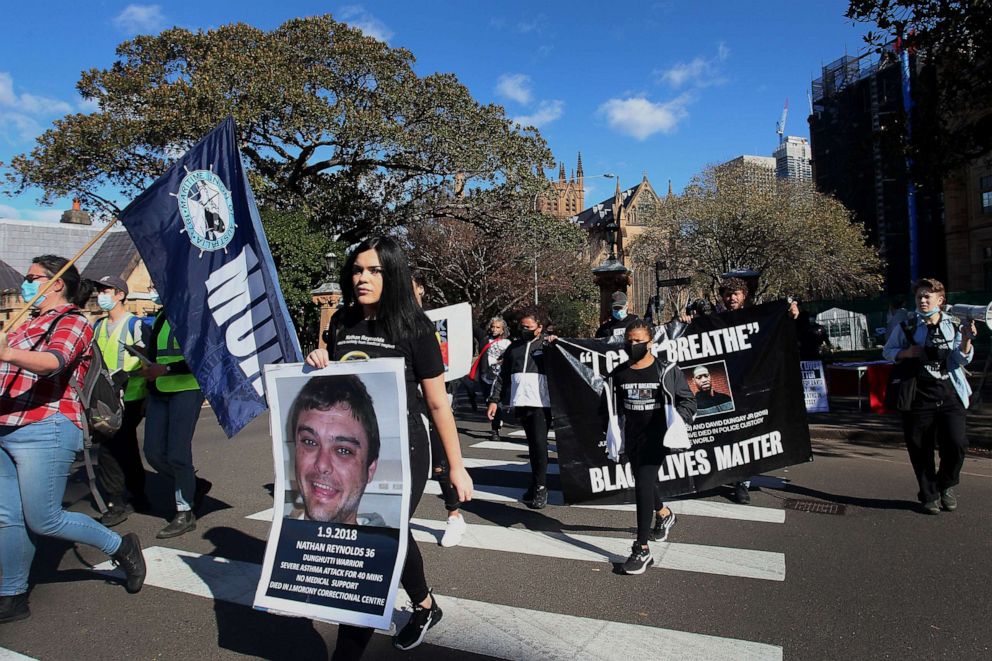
left=611, top=291, right=628, bottom=307
left=95, top=275, right=129, bottom=295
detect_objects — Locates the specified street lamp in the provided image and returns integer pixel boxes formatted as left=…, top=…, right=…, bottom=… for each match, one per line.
left=324, top=250, right=337, bottom=279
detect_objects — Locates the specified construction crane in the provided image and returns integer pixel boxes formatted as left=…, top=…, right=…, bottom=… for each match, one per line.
left=776, top=98, right=789, bottom=145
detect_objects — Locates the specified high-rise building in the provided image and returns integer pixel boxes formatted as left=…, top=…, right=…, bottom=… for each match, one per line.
left=808, top=50, right=945, bottom=293
left=773, top=136, right=812, bottom=182
left=716, top=155, right=777, bottom=191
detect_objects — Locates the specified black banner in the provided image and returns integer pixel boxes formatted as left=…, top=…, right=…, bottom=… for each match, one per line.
left=547, top=302, right=812, bottom=504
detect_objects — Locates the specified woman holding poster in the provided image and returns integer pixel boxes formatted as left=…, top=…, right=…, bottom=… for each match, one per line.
left=609, top=320, right=696, bottom=575
left=307, top=236, right=473, bottom=657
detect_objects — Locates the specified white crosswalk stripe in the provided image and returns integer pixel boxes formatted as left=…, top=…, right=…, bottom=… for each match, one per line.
left=92, top=546, right=782, bottom=660
left=0, top=648, right=37, bottom=661
left=410, top=518, right=785, bottom=581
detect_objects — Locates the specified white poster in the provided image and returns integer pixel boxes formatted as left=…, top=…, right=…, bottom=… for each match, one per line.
left=801, top=360, right=829, bottom=413
left=425, top=302, right=473, bottom=382
left=253, top=359, right=409, bottom=630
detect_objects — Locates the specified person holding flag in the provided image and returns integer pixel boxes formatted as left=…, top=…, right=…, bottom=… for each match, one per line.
left=307, top=236, right=473, bottom=656
left=91, top=274, right=152, bottom=526
left=0, top=256, right=146, bottom=623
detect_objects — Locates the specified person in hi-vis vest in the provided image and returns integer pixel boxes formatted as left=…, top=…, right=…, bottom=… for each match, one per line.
left=139, top=291, right=211, bottom=539
left=92, top=275, right=151, bottom=527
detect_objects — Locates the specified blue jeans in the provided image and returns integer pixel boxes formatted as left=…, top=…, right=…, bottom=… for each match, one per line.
left=0, top=414, right=122, bottom=596
left=144, top=389, right=204, bottom=512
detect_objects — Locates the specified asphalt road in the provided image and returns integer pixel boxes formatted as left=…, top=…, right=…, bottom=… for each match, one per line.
left=1, top=402, right=990, bottom=660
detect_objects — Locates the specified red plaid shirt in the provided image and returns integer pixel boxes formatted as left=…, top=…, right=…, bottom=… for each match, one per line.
left=0, top=304, right=92, bottom=429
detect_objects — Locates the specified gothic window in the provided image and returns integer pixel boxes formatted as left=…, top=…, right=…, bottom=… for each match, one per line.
left=980, top=175, right=992, bottom=214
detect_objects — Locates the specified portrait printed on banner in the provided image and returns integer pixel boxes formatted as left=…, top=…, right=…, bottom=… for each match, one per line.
left=283, top=373, right=404, bottom=527
left=683, top=360, right=736, bottom=418
left=254, top=359, right=409, bottom=630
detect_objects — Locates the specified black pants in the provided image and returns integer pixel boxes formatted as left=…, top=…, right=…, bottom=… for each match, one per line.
left=334, top=418, right=432, bottom=659
left=95, top=399, right=146, bottom=504
left=901, top=393, right=968, bottom=504
left=428, top=422, right=460, bottom=512
left=479, top=381, right=503, bottom=432
left=629, top=441, right=665, bottom=546
left=517, top=406, right=551, bottom=489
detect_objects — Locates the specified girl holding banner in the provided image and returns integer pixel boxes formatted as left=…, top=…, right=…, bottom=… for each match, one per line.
left=306, top=236, right=473, bottom=657
left=609, top=320, right=696, bottom=575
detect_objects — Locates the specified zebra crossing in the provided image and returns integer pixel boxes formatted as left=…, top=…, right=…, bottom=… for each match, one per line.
left=89, top=428, right=788, bottom=660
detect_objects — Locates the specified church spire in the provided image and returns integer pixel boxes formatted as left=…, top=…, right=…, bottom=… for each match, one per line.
left=576, top=152, right=584, bottom=178
left=667, top=179, right=673, bottom=198
left=559, top=162, right=566, bottom=182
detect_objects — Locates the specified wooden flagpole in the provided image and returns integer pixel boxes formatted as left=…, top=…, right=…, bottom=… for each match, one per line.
left=3, top=217, right=121, bottom=331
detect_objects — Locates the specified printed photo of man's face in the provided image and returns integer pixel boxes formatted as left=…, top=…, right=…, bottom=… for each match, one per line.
left=288, top=376, right=380, bottom=525
left=693, top=368, right=711, bottom=391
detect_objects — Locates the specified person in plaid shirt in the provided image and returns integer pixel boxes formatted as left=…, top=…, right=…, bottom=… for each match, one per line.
left=0, top=255, right=146, bottom=624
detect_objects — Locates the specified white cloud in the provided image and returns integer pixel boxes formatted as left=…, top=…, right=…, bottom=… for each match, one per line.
left=513, top=99, right=563, bottom=128
left=0, top=72, right=79, bottom=143
left=78, top=97, right=101, bottom=113
left=598, top=95, right=691, bottom=140
left=656, top=42, right=730, bottom=89
left=0, top=203, right=21, bottom=219
left=339, top=5, right=394, bottom=43
left=113, top=4, right=168, bottom=35
left=23, top=209, right=64, bottom=222
left=496, top=73, right=533, bottom=105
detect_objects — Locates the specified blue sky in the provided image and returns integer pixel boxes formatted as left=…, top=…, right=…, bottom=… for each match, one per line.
left=0, top=1, right=872, bottom=220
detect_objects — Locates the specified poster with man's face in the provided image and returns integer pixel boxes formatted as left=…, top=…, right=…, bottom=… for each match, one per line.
left=254, top=359, right=409, bottom=630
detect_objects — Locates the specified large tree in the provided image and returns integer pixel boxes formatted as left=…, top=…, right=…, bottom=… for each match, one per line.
left=846, top=0, right=992, bottom=171
left=633, top=163, right=885, bottom=312
left=2, top=15, right=552, bottom=240
left=405, top=210, right=599, bottom=336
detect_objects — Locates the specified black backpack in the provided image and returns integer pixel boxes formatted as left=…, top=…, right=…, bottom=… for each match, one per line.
left=43, top=311, right=126, bottom=437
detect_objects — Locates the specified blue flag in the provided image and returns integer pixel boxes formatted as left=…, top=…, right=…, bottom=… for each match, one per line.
left=120, top=117, right=303, bottom=437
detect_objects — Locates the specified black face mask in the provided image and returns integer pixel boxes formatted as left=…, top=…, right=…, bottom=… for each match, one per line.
left=520, top=329, right=536, bottom=342
left=625, top=341, right=649, bottom=362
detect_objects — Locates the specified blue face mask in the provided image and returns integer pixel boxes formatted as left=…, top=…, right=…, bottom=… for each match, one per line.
left=150, top=291, right=162, bottom=305
left=97, top=293, right=116, bottom=311
left=918, top=307, right=940, bottom=318
left=612, top=308, right=627, bottom=321
left=20, top=280, right=45, bottom=307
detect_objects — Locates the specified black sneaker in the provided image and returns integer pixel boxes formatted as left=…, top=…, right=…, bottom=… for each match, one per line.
left=622, top=543, right=654, bottom=575
left=650, top=510, right=677, bottom=542
left=193, top=478, right=213, bottom=514
left=112, top=532, right=146, bottom=594
left=921, top=500, right=940, bottom=515
left=528, top=486, right=548, bottom=510
left=733, top=482, right=751, bottom=505
left=940, top=488, right=957, bottom=512
left=157, top=511, right=196, bottom=539
left=489, top=430, right=500, bottom=443
left=393, top=591, right=443, bottom=651
left=0, top=593, right=30, bottom=624
left=521, top=487, right=535, bottom=504
left=100, top=502, right=129, bottom=528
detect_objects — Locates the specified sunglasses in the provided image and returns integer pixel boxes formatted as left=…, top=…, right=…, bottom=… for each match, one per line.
left=23, top=274, right=53, bottom=283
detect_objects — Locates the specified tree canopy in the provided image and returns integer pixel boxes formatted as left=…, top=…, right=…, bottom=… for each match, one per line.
left=405, top=211, right=598, bottom=335
left=2, top=14, right=553, bottom=241
left=633, top=163, right=885, bottom=311
left=846, top=0, right=992, bottom=171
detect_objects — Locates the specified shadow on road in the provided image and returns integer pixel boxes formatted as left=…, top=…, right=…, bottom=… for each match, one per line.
left=198, top=526, right=330, bottom=660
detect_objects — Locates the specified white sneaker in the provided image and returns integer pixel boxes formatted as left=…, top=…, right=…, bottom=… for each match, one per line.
left=440, top=513, right=466, bottom=548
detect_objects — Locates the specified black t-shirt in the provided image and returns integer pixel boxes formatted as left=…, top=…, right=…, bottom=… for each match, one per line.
left=613, top=361, right=667, bottom=457
left=914, top=322, right=955, bottom=405
left=328, top=316, right=444, bottom=424
left=596, top=314, right=638, bottom=341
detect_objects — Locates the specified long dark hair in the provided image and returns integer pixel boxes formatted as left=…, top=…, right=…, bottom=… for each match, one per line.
left=337, top=236, right=433, bottom=343
left=32, top=255, right=92, bottom=307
